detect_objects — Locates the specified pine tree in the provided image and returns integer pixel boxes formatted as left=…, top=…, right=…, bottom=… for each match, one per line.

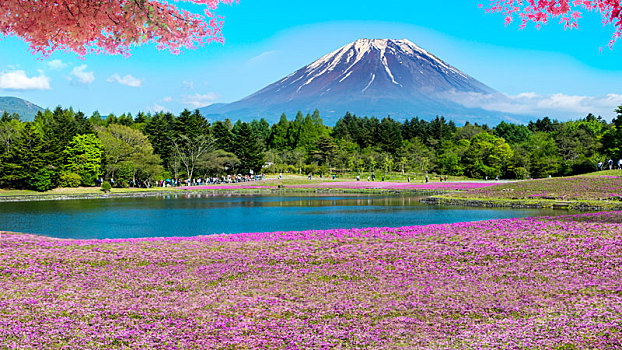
left=174, top=109, right=210, bottom=139
left=234, top=122, right=264, bottom=173
left=36, top=107, right=80, bottom=172
left=0, top=123, right=52, bottom=190
left=288, top=111, right=304, bottom=148
left=212, top=121, right=233, bottom=152
left=269, top=114, right=290, bottom=150
left=250, top=118, right=271, bottom=150
left=144, top=112, right=174, bottom=169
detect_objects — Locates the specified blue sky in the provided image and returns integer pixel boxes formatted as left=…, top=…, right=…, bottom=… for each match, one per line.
left=1, top=0, right=621, bottom=120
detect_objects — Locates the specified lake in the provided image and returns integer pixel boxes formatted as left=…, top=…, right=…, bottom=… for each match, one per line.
left=0, top=193, right=569, bottom=239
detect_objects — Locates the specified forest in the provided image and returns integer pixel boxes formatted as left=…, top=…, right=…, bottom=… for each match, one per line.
left=0, top=106, right=621, bottom=191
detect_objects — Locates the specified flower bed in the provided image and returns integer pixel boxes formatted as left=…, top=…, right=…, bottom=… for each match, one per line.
left=1, top=212, right=621, bottom=348
left=180, top=184, right=277, bottom=190
left=286, top=181, right=501, bottom=191
left=451, top=175, right=622, bottom=201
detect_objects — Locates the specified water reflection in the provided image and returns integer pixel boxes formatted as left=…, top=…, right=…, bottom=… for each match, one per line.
left=0, top=193, right=569, bottom=240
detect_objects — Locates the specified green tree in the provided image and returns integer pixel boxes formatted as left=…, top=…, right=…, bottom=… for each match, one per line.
left=313, top=135, right=337, bottom=167
left=404, top=138, right=435, bottom=174
left=234, top=122, right=264, bottom=173
left=600, top=106, right=622, bottom=160
left=437, top=151, right=464, bottom=176
left=463, top=132, right=513, bottom=178
left=528, top=117, right=559, bottom=133
left=212, top=120, right=233, bottom=152
left=96, top=124, right=163, bottom=184
left=381, top=153, right=394, bottom=174
left=0, top=123, right=52, bottom=190
left=63, top=134, right=104, bottom=186
left=250, top=118, right=271, bottom=150
left=493, top=121, right=531, bottom=145
left=0, top=118, right=24, bottom=155
left=376, top=117, right=403, bottom=154
left=288, top=111, right=305, bottom=148
left=269, top=114, right=291, bottom=150
left=35, top=107, right=80, bottom=173
left=171, top=134, right=215, bottom=180
left=167, top=108, right=213, bottom=181
left=527, top=132, right=562, bottom=178
left=199, top=150, right=240, bottom=175
left=297, top=113, right=319, bottom=152
left=174, top=109, right=210, bottom=140
left=507, top=146, right=531, bottom=179
left=144, top=112, right=174, bottom=170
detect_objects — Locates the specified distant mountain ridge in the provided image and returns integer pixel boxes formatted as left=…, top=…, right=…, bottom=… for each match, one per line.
left=0, top=97, right=44, bottom=121
left=201, top=38, right=513, bottom=124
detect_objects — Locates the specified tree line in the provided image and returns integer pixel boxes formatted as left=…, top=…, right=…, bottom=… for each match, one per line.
left=1, top=106, right=621, bottom=191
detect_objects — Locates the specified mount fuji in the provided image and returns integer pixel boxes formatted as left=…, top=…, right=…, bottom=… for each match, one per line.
left=200, top=38, right=513, bottom=124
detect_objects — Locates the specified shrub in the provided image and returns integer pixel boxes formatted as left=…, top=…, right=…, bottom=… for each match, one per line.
left=101, top=181, right=112, bottom=193
left=29, top=168, right=55, bottom=192
left=58, top=172, right=82, bottom=188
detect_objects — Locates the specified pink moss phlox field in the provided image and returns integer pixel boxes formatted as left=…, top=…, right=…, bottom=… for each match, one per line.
left=453, top=175, right=622, bottom=201
left=286, top=181, right=501, bottom=191
left=2, top=213, right=622, bottom=348
left=181, top=185, right=276, bottom=190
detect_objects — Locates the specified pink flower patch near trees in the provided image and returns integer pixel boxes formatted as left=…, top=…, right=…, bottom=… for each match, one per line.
left=484, top=0, right=622, bottom=47
left=451, top=175, right=622, bottom=201
left=0, top=0, right=235, bottom=57
left=181, top=185, right=276, bottom=190
left=286, top=181, right=501, bottom=191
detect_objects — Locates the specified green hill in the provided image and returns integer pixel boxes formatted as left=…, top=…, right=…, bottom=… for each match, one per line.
left=0, top=96, right=44, bottom=121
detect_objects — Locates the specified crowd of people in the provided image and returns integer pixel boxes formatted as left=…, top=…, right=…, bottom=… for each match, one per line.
left=158, top=174, right=266, bottom=187
left=100, top=173, right=267, bottom=188
left=597, top=159, right=622, bottom=171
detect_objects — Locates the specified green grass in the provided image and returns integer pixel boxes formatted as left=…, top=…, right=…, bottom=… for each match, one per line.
left=430, top=170, right=622, bottom=209
left=0, top=186, right=178, bottom=197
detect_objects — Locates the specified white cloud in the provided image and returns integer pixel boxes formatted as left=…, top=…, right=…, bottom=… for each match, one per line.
left=181, top=92, right=219, bottom=108
left=247, top=50, right=278, bottom=65
left=0, top=70, right=50, bottom=90
left=444, top=90, right=622, bottom=120
left=47, top=60, right=67, bottom=70
left=107, top=73, right=142, bottom=87
left=182, top=80, right=194, bottom=90
left=147, top=104, right=169, bottom=113
left=70, top=65, right=95, bottom=84
left=162, top=96, right=173, bottom=102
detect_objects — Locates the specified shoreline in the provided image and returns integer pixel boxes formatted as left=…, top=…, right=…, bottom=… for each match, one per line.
left=0, top=187, right=451, bottom=202
left=3, top=187, right=619, bottom=212
left=421, top=195, right=622, bottom=211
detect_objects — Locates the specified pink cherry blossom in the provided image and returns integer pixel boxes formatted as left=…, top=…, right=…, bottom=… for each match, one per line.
left=0, top=0, right=236, bottom=57
left=485, top=0, right=622, bottom=47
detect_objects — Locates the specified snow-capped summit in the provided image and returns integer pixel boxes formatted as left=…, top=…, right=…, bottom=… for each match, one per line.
left=201, top=38, right=500, bottom=123
left=279, top=38, right=492, bottom=96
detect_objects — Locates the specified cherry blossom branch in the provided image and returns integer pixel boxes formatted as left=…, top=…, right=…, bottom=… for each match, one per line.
left=483, top=0, right=622, bottom=47
left=0, top=0, right=236, bottom=57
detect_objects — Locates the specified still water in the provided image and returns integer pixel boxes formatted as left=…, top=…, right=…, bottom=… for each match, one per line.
left=0, top=193, right=568, bottom=239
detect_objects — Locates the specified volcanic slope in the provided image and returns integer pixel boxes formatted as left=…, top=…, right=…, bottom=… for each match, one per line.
left=201, top=38, right=510, bottom=124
